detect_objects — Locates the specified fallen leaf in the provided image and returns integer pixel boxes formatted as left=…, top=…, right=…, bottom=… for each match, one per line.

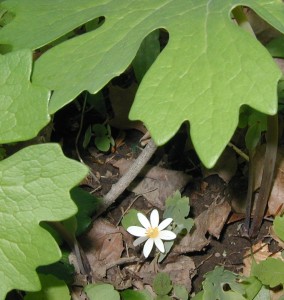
left=159, top=256, right=196, bottom=292
left=80, top=219, right=124, bottom=279
left=113, top=159, right=192, bottom=209
left=172, top=199, right=231, bottom=254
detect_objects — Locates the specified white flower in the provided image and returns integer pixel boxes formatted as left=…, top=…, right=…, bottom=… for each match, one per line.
left=127, top=209, right=177, bottom=258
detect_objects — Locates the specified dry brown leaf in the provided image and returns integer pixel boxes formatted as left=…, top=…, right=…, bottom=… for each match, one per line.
left=172, top=198, right=231, bottom=254
left=108, top=82, right=146, bottom=133
left=254, top=146, right=284, bottom=216
left=159, top=256, right=196, bottom=292
left=202, top=147, right=238, bottom=183
left=135, top=256, right=196, bottom=292
left=80, top=218, right=124, bottom=279
left=113, top=158, right=192, bottom=209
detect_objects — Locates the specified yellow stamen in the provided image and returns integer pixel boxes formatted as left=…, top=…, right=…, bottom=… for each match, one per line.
left=146, top=227, right=159, bottom=238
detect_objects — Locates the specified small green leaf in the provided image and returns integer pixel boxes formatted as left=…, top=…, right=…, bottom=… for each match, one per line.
left=245, top=124, right=261, bottom=151
left=121, top=289, right=153, bottom=300
left=121, top=209, right=140, bottom=230
left=83, top=125, right=92, bottom=149
left=153, top=273, right=172, bottom=296
left=156, top=296, right=171, bottom=300
left=84, top=283, right=120, bottom=300
left=164, top=191, right=193, bottom=232
left=173, top=285, right=188, bottom=300
left=92, top=124, right=108, bottom=136
left=274, top=216, right=284, bottom=241
left=95, top=136, right=111, bottom=152
left=203, top=266, right=246, bottom=300
left=70, top=187, right=102, bottom=236
left=253, top=258, right=284, bottom=288
left=24, top=274, right=70, bottom=300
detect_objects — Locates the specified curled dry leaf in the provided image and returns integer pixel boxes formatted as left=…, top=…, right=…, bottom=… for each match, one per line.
left=254, top=146, right=284, bottom=216
left=113, top=158, right=192, bottom=209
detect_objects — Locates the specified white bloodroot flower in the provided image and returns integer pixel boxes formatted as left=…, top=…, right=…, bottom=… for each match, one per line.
left=127, top=209, right=177, bottom=258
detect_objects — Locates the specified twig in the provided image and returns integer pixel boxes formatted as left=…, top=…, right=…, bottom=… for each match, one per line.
left=94, top=138, right=158, bottom=218
left=228, top=142, right=249, bottom=162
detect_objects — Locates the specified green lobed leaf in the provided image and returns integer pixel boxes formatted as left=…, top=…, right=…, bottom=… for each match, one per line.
left=0, top=143, right=88, bottom=299
left=1, top=1, right=284, bottom=167
left=0, top=49, right=50, bottom=143
left=24, top=274, right=70, bottom=300
left=253, top=258, right=284, bottom=288
left=121, top=209, right=141, bottom=230
left=274, top=215, right=284, bottom=241
left=202, top=266, right=246, bottom=300
left=153, top=273, right=172, bottom=296
left=83, top=125, right=92, bottom=149
left=163, top=191, right=193, bottom=233
left=84, top=283, right=120, bottom=300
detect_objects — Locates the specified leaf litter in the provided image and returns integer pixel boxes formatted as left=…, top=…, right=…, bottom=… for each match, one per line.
left=66, top=130, right=284, bottom=298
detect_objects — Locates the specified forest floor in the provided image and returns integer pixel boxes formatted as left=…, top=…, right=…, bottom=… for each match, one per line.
left=52, top=103, right=283, bottom=299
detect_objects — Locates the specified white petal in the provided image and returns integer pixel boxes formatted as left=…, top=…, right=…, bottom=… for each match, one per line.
left=143, top=238, right=154, bottom=258
left=137, top=213, right=151, bottom=229
left=159, top=230, right=177, bottom=240
left=154, top=238, right=165, bottom=253
left=133, top=236, right=148, bottom=247
left=150, top=209, right=159, bottom=228
left=127, top=226, right=146, bottom=237
left=158, top=218, right=173, bottom=231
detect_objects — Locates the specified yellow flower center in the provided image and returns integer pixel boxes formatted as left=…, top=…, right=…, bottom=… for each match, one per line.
left=146, top=227, right=159, bottom=238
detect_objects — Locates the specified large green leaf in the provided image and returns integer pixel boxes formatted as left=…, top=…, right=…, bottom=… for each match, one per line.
left=24, top=274, right=70, bottom=300
left=0, top=143, right=88, bottom=299
left=0, top=49, right=49, bottom=143
left=1, top=1, right=284, bottom=167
